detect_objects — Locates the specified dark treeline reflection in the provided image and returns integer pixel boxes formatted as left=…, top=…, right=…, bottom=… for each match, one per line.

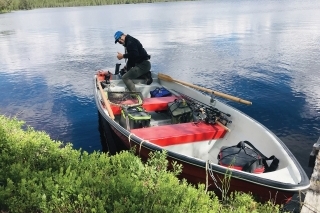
left=0, top=0, right=193, bottom=12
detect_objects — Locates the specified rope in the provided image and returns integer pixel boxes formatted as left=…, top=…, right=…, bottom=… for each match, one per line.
left=128, top=133, right=135, bottom=149
left=205, top=160, right=208, bottom=193
left=208, top=161, right=222, bottom=192
left=139, top=140, right=146, bottom=156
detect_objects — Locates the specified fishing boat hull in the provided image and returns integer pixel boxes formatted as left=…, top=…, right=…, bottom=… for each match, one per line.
left=94, top=70, right=309, bottom=204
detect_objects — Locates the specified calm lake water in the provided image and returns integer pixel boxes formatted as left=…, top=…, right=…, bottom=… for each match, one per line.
left=0, top=0, right=319, bottom=178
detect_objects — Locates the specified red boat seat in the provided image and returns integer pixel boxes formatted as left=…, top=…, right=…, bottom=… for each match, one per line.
left=110, top=96, right=178, bottom=115
left=131, top=122, right=227, bottom=147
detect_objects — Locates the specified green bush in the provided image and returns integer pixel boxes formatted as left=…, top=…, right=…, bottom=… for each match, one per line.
left=0, top=115, right=283, bottom=212
left=0, top=0, right=195, bottom=12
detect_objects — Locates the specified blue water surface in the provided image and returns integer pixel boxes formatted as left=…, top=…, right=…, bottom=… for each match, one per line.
left=0, top=0, right=319, bottom=179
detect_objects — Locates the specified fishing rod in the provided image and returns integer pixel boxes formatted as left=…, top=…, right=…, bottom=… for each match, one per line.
left=172, top=90, right=232, bottom=127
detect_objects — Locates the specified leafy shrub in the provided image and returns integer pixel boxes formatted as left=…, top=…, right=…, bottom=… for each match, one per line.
left=0, top=115, right=283, bottom=212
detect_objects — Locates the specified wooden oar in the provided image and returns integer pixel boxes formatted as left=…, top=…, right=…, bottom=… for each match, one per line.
left=96, top=77, right=115, bottom=120
left=158, top=73, right=252, bottom=105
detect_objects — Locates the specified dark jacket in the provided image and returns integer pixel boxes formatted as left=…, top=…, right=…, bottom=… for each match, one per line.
left=123, top=35, right=150, bottom=70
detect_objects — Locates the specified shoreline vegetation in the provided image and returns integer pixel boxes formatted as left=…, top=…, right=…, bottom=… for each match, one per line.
left=0, top=0, right=194, bottom=13
left=0, top=114, right=286, bottom=212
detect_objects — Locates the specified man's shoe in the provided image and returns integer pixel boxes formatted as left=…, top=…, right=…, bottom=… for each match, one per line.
left=144, top=71, right=153, bottom=85
left=146, top=77, right=153, bottom=85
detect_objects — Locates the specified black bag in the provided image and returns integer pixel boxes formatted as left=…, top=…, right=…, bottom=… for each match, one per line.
left=119, top=106, right=151, bottom=130
left=218, top=141, right=279, bottom=173
left=168, top=99, right=193, bottom=124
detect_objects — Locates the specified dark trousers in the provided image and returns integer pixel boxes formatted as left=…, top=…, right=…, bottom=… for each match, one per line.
left=122, top=60, right=151, bottom=92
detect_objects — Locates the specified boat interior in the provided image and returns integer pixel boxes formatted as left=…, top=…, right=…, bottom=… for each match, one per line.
left=96, top=72, right=303, bottom=184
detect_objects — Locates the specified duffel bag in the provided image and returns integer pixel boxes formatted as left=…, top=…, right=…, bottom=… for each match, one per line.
left=168, top=99, right=193, bottom=124
left=119, top=106, right=151, bottom=130
left=218, top=141, right=279, bottom=173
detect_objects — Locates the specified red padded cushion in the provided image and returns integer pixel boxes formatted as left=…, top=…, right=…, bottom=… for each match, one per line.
left=131, top=122, right=227, bottom=146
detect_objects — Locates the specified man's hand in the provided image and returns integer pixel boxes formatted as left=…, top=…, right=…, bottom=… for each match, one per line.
left=117, top=52, right=124, bottom=60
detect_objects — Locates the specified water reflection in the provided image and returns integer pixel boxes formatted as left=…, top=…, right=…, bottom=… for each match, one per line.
left=0, top=0, right=319, bottom=174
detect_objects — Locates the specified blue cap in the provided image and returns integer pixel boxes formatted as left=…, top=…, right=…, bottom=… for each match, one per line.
left=114, top=31, right=123, bottom=44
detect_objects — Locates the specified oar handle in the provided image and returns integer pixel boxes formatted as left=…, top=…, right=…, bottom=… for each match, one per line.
left=96, top=77, right=115, bottom=120
left=216, top=120, right=231, bottom=132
